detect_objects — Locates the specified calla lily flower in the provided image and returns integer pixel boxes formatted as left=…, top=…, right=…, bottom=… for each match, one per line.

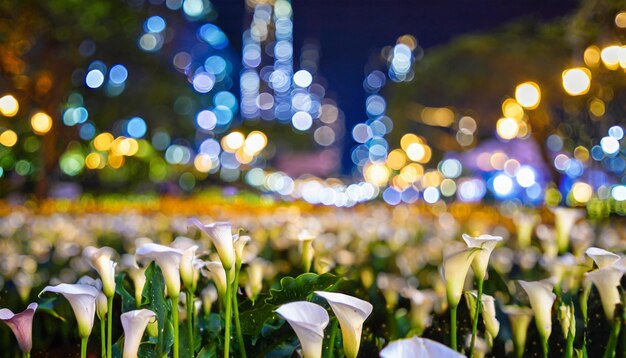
left=550, top=207, right=584, bottom=253
left=461, top=234, right=502, bottom=281
left=136, top=243, right=184, bottom=298
left=201, top=261, right=229, bottom=300
left=402, top=288, right=436, bottom=334
left=40, top=283, right=99, bottom=338
left=77, top=276, right=108, bottom=320
left=0, top=303, right=37, bottom=354
left=121, top=254, right=148, bottom=306
left=245, top=259, right=265, bottom=301
left=234, top=234, right=250, bottom=266
left=179, top=245, right=200, bottom=291
left=585, top=247, right=621, bottom=269
left=558, top=303, right=576, bottom=339
left=120, top=309, right=156, bottom=358
left=513, top=212, right=539, bottom=248
left=189, top=219, right=235, bottom=270
left=379, top=335, right=465, bottom=358
left=518, top=279, right=556, bottom=344
left=315, top=291, right=373, bottom=358
left=83, top=246, right=117, bottom=298
left=586, top=266, right=624, bottom=320
left=441, top=248, right=481, bottom=307
left=481, top=294, right=499, bottom=341
left=276, top=301, right=329, bottom=358
left=200, top=284, right=218, bottom=316
left=502, top=305, right=534, bottom=358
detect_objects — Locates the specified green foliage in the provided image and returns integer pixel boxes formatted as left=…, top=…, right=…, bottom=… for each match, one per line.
left=141, top=262, right=174, bottom=356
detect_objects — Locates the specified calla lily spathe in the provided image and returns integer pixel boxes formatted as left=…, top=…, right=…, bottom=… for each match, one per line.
left=83, top=246, right=117, bottom=298
left=585, top=247, right=621, bottom=269
left=179, top=245, right=200, bottom=291
left=461, top=234, right=502, bottom=281
left=120, top=309, right=156, bottom=358
left=315, top=291, right=373, bottom=358
left=0, top=303, right=37, bottom=354
left=586, top=266, right=624, bottom=320
left=550, top=207, right=584, bottom=253
left=136, top=243, right=184, bottom=298
left=201, top=261, right=230, bottom=301
left=441, top=248, right=481, bottom=307
left=379, top=335, right=465, bottom=358
left=121, top=254, right=148, bottom=307
left=189, top=219, right=235, bottom=270
left=518, top=279, right=556, bottom=342
left=502, top=305, right=534, bottom=358
left=276, top=301, right=329, bottom=358
left=77, top=276, right=108, bottom=320
left=40, top=283, right=99, bottom=338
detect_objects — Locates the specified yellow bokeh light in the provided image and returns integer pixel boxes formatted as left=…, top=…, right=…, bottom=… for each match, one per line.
left=364, top=163, right=390, bottom=187
left=399, top=164, right=418, bottom=183
left=496, top=117, right=519, bottom=140
left=236, top=147, right=254, bottom=164
left=111, top=137, right=130, bottom=156
left=222, top=131, right=245, bottom=153
left=85, top=153, right=102, bottom=169
left=562, top=68, right=591, bottom=96
left=400, top=133, right=421, bottom=152
left=589, top=98, right=605, bottom=117
left=502, top=98, right=525, bottom=120
left=574, top=146, right=590, bottom=162
left=94, top=133, right=114, bottom=151
left=515, top=82, right=541, bottom=109
left=0, top=95, right=19, bottom=117
left=31, top=112, right=53, bottom=135
left=618, top=46, right=626, bottom=68
left=0, top=130, right=18, bottom=147
left=108, top=154, right=125, bottom=169
left=600, top=45, right=620, bottom=70
left=571, top=182, right=593, bottom=203
left=194, top=153, right=213, bottom=173
left=616, top=12, right=626, bottom=28
left=244, top=131, right=267, bottom=154
left=386, top=149, right=406, bottom=170
left=584, top=45, right=601, bottom=67
left=124, top=138, right=139, bottom=156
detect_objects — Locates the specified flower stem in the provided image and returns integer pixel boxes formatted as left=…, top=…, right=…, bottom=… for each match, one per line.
left=565, top=331, right=574, bottom=358
left=541, top=337, right=549, bottom=358
left=469, top=278, right=484, bottom=357
left=172, top=295, right=180, bottom=358
left=450, top=304, right=458, bottom=351
left=232, top=263, right=247, bottom=358
left=81, top=337, right=88, bottom=358
left=23, top=353, right=30, bottom=358
left=328, top=318, right=339, bottom=358
left=101, top=318, right=106, bottom=358
left=107, top=295, right=113, bottom=358
left=603, top=316, right=621, bottom=358
left=186, top=289, right=194, bottom=357
left=224, top=267, right=232, bottom=358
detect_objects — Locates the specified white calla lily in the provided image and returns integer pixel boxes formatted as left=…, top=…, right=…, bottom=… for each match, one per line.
left=441, top=248, right=481, bottom=307
left=83, top=246, right=117, bottom=298
left=121, top=309, right=156, bottom=358
left=121, top=254, right=148, bottom=307
left=481, top=294, right=499, bottom=340
left=585, top=247, right=621, bottom=269
left=586, top=266, right=624, bottom=320
left=234, top=234, right=250, bottom=266
left=518, top=279, right=556, bottom=349
left=315, top=291, right=373, bottom=358
left=0, top=302, right=37, bottom=353
left=502, top=305, right=534, bottom=358
left=136, top=243, right=184, bottom=298
left=276, top=301, right=329, bottom=358
left=201, top=261, right=229, bottom=300
left=179, top=245, right=199, bottom=291
left=550, top=207, right=584, bottom=253
left=189, top=219, right=235, bottom=270
left=379, top=335, right=465, bottom=358
left=461, top=234, right=502, bottom=281
left=39, top=283, right=99, bottom=338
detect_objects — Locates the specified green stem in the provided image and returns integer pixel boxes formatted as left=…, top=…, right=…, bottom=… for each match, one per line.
left=23, top=353, right=30, bottom=358
left=603, top=317, right=621, bottom=358
left=107, top=296, right=113, bottom=358
left=232, top=263, right=247, bottom=358
left=328, top=318, right=339, bottom=358
left=469, top=278, right=484, bottom=357
left=541, top=337, right=549, bottom=358
left=224, top=267, right=232, bottom=358
left=186, top=289, right=194, bottom=357
left=172, top=295, right=180, bottom=358
left=565, top=332, right=574, bottom=358
left=450, top=304, right=458, bottom=351
left=101, top=318, right=106, bottom=358
left=81, top=337, right=88, bottom=358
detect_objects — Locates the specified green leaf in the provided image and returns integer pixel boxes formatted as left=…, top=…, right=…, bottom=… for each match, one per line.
left=197, top=344, right=217, bottom=358
left=37, top=297, right=67, bottom=322
left=142, top=262, right=174, bottom=356
left=115, top=272, right=136, bottom=313
left=239, top=273, right=344, bottom=336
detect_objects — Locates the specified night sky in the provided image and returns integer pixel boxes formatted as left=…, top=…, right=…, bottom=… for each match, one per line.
left=212, top=0, right=578, bottom=173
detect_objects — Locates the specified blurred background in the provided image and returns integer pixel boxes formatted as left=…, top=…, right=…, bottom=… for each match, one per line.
left=0, top=0, right=625, bottom=213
